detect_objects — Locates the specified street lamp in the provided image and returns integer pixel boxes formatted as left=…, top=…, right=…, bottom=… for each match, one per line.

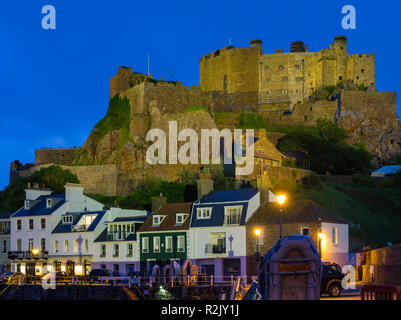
left=31, top=248, right=39, bottom=256
left=253, top=228, right=261, bottom=267
left=276, top=194, right=286, bottom=239
left=318, top=231, right=326, bottom=258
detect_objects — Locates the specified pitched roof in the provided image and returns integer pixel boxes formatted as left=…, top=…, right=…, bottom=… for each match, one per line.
left=94, top=228, right=139, bottom=242
left=0, top=212, right=13, bottom=219
left=138, top=202, right=192, bottom=232
left=247, top=200, right=348, bottom=225
left=190, top=189, right=258, bottom=228
left=198, top=188, right=258, bottom=203
left=11, top=195, right=66, bottom=217
left=52, top=211, right=106, bottom=233
left=113, top=216, right=148, bottom=223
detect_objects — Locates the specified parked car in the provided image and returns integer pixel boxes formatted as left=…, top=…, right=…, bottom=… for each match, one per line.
left=0, top=272, right=25, bottom=284
left=40, top=271, right=69, bottom=284
left=89, top=269, right=113, bottom=282
left=321, top=262, right=345, bottom=297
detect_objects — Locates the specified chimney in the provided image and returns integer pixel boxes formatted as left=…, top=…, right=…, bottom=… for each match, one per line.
left=25, top=185, right=52, bottom=201
left=258, top=128, right=267, bottom=140
left=151, top=193, right=167, bottom=213
left=65, top=183, right=85, bottom=204
left=197, top=173, right=214, bottom=199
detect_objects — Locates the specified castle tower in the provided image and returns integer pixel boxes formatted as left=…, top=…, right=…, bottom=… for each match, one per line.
left=334, top=36, right=347, bottom=52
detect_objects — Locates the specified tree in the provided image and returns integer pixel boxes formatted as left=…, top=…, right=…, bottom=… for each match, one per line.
left=0, top=165, right=79, bottom=212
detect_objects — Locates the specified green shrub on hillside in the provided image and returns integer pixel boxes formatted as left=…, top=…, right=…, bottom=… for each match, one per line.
left=279, top=119, right=372, bottom=175
left=0, top=165, right=79, bottom=212
left=93, top=94, right=130, bottom=140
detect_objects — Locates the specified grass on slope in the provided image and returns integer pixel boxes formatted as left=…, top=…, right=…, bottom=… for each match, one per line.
left=294, top=181, right=401, bottom=249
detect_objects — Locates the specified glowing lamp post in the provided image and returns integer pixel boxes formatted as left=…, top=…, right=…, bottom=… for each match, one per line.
left=276, top=194, right=286, bottom=239
left=318, top=231, right=326, bottom=258
left=31, top=248, right=40, bottom=256
left=254, top=228, right=261, bottom=264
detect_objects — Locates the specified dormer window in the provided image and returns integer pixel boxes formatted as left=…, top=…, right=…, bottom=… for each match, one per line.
left=152, top=215, right=165, bottom=226
left=197, top=208, right=212, bottom=219
left=24, top=201, right=30, bottom=210
left=176, top=213, right=188, bottom=225
left=224, top=206, right=242, bottom=225
left=46, top=199, right=52, bottom=208
left=62, top=215, right=73, bottom=224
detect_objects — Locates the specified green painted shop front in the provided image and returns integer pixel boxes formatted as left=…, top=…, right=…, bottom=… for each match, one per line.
left=139, top=231, right=187, bottom=274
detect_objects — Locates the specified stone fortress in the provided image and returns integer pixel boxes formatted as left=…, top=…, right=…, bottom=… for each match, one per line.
left=200, top=36, right=375, bottom=107
left=10, top=37, right=401, bottom=196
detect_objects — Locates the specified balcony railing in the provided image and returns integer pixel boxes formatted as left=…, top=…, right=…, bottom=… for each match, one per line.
left=8, top=250, right=49, bottom=260
left=107, top=232, right=131, bottom=241
left=205, top=244, right=226, bottom=254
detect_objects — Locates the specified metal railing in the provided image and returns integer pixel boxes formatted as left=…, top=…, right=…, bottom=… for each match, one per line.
left=205, top=244, right=226, bottom=254
left=8, top=251, right=49, bottom=260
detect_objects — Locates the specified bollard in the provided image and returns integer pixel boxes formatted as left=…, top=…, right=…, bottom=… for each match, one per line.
left=211, top=275, right=214, bottom=286
left=171, top=275, right=174, bottom=288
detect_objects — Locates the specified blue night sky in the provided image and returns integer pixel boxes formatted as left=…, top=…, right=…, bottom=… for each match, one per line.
left=1, top=0, right=400, bottom=190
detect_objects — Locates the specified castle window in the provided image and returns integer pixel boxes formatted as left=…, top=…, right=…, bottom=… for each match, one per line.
left=266, top=90, right=270, bottom=94
left=264, top=66, right=269, bottom=71
left=339, top=76, right=343, bottom=81
left=296, top=77, right=304, bottom=82
left=266, top=77, right=270, bottom=83
left=295, top=64, right=300, bottom=69
left=282, top=76, right=288, bottom=81
left=278, top=65, right=284, bottom=70
left=361, top=69, right=365, bottom=73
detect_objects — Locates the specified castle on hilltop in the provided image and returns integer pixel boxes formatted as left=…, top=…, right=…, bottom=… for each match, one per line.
left=10, top=37, right=400, bottom=196
left=200, top=36, right=375, bottom=107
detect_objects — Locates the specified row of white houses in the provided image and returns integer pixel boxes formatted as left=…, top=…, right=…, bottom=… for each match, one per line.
left=1, top=182, right=349, bottom=278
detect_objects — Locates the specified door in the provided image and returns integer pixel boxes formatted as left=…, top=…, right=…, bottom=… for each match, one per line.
left=66, top=261, right=75, bottom=276
left=223, top=259, right=241, bottom=277
left=26, top=262, right=36, bottom=276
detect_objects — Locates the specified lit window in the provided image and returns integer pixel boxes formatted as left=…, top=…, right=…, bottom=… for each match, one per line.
left=224, top=206, right=242, bottom=225
left=54, top=240, right=59, bottom=253
left=332, top=227, right=338, bottom=245
left=165, top=236, right=172, bottom=253
left=142, top=237, right=149, bottom=253
left=84, top=239, right=89, bottom=252
left=153, top=237, right=160, bottom=253
left=64, top=240, right=69, bottom=252
left=177, top=236, right=185, bottom=252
